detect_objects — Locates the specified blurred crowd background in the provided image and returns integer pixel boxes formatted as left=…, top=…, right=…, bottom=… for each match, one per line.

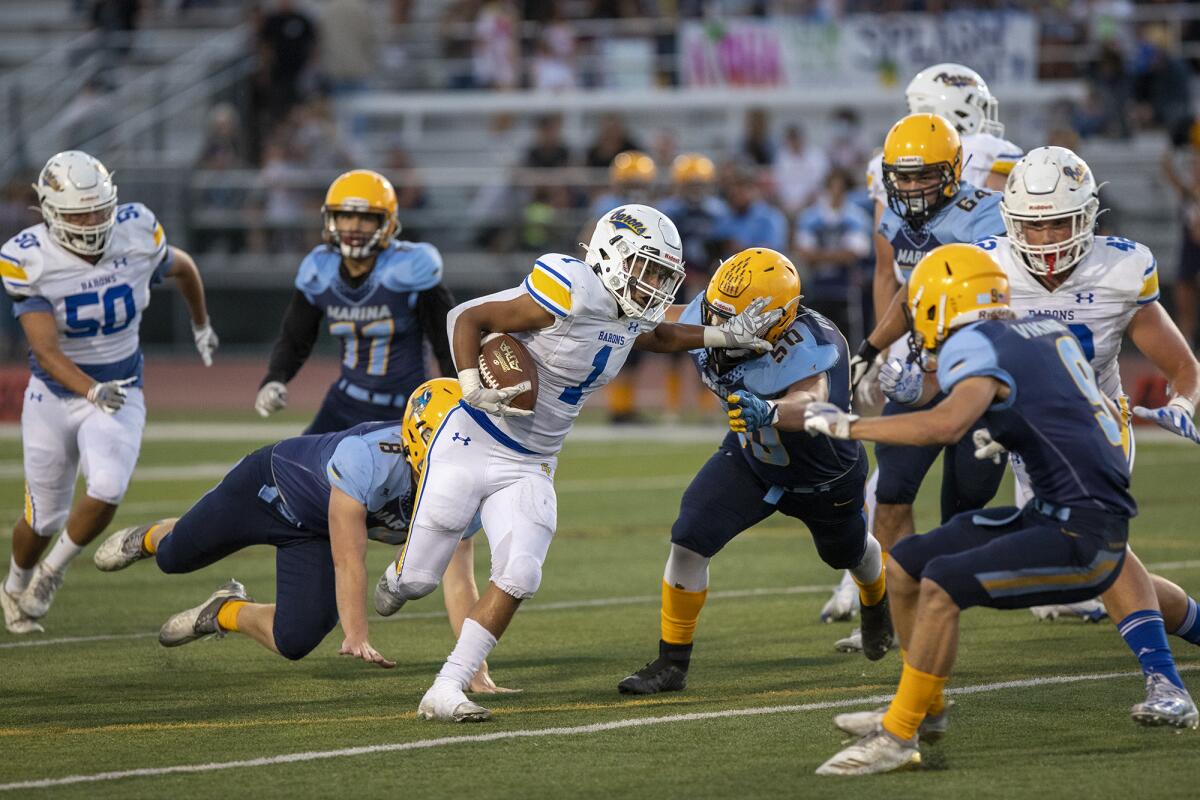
left=4, top=1, right=1200, bottom=383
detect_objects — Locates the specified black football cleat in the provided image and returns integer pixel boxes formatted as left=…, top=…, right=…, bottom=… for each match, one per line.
left=618, top=656, right=688, bottom=695
left=859, top=594, right=895, bottom=661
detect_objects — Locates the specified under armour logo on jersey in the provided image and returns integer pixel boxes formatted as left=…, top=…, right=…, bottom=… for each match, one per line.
left=627, top=322, right=640, bottom=333
left=452, top=433, right=471, bottom=446
left=27, top=391, right=42, bottom=402
left=1075, top=292, right=1095, bottom=304
left=111, top=257, right=128, bottom=269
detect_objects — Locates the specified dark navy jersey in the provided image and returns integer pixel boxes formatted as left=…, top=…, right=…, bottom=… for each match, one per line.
left=878, top=182, right=1004, bottom=283
left=680, top=293, right=864, bottom=487
left=296, top=240, right=442, bottom=398
left=937, top=318, right=1136, bottom=517
left=269, top=421, right=415, bottom=544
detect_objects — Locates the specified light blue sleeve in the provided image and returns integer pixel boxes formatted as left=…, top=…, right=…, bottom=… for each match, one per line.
left=294, top=246, right=334, bottom=303
left=677, top=291, right=705, bottom=326
left=936, top=327, right=1015, bottom=400
left=970, top=195, right=1006, bottom=242
left=326, top=436, right=376, bottom=504
left=380, top=242, right=443, bottom=292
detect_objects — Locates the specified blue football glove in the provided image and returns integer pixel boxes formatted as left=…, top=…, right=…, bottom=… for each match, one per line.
left=878, top=356, right=924, bottom=406
left=727, top=392, right=778, bottom=433
left=1133, top=398, right=1199, bottom=444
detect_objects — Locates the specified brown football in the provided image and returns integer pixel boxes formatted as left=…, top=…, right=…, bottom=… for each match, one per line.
left=478, top=333, right=539, bottom=412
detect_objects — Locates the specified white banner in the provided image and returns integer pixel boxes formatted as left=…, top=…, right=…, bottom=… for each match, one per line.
left=680, top=12, right=1036, bottom=88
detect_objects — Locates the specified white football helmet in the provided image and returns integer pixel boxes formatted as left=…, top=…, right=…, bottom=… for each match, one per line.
left=906, top=63, right=1004, bottom=138
left=33, top=151, right=118, bottom=257
left=1001, top=146, right=1100, bottom=277
left=585, top=204, right=685, bottom=323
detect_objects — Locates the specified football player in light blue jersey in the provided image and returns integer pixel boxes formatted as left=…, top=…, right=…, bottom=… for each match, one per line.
left=0, top=151, right=218, bottom=634
left=92, top=379, right=515, bottom=690
left=254, top=170, right=455, bottom=435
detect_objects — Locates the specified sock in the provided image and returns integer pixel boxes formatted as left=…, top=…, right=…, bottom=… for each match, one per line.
left=1119, top=610, right=1186, bottom=690
left=143, top=524, right=163, bottom=555
left=850, top=534, right=886, bottom=606
left=882, top=663, right=946, bottom=741
left=436, top=618, right=498, bottom=690
left=661, top=580, right=708, bottom=648
left=4, top=557, right=32, bottom=594
left=41, top=531, right=84, bottom=574
left=927, top=690, right=946, bottom=718
left=1172, top=597, right=1200, bottom=646
left=216, top=600, right=247, bottom=632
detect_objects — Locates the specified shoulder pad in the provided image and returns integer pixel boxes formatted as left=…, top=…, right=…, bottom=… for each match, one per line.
left=113, top=202, right=165, bottom=257
left=378, top=241, right=443, bottom=292
left=295, top=245, right=341, bottom=296
left=740, top=314, right=841, bottom=397
left=526, top=253, right=609, bottom=319
left=936, top=324, right=1011, bottom=396
left=1094, top=237, right=1158, bottom=301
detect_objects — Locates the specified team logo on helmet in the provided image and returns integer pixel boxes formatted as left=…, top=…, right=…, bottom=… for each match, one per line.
left=1062, top=164, right=1088, bottom=184
left=717, top=255, right=753, bottom=298
left=410, top=388, right=432, bottom=417
left=934, top=72, right=979, bottom=88
left=39, top=167, right=63, bottom=193
left=609, top=209, right=649, bottom=238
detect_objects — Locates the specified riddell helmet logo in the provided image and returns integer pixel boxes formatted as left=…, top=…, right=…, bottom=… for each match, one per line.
left=717, top=256, right=753, bottom=298
left=934, top=72, right=979, bottom=88
left=609, top=210, right=649, bottom=238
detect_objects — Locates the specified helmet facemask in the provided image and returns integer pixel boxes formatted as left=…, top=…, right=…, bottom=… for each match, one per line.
left=609, top=244, right=684, bottom=323
left=323, top=207, right=392, bottom=259
left=44, top=201, right=117, bottom=257
left=1002, top=200, right=1098, bottom=278
left=586, top=205, right=685, bottom=323
left=883, top=162, right=958, bottom=230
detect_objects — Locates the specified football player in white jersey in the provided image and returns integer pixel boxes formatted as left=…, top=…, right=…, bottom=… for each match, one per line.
left=0, top=151, right=218, bottom=634
left=370, top=204, right=781, bottom=721
left=878, top=146, right=1200, bottom=725
left=824, top=63, right=1024, bottom=625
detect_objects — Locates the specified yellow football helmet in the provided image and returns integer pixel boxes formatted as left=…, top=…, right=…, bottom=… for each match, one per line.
left=671, top=153, right=715, bottom=185
left=402, top=378, right=463, bottom=476
left=908, top=243, right=1010, bottom=352
left=610, top=151, right=657, bottom=185
left=703, top=248, right=801, bottom=370
left=882, top=113, right=963, bottom=227
left=322, top=170, right=400, bottom=259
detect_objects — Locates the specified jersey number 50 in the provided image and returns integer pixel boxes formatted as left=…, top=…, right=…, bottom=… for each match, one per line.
left=64, top=285, right=136, bottom=338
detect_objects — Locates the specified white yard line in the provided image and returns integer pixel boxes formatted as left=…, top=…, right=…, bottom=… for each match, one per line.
left=1, top=665, right=1194, bottom=793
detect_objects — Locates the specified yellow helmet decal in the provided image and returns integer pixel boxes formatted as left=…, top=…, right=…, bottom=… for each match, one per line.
left=402, top=378, right=463, bottom=476
left=704, top=248, right=802, bottom=346
left=907, top=244, right=1010, bottom=351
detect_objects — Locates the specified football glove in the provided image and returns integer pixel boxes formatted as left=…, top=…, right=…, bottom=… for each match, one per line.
left=848, top=340, right=880, bottom=396
left=879, top=356, right=924, bottom=406
left=87, top=377, right=136, bottom=415
left=458, top=367, right=534, bottom=418
left=703, top=295, right=780, bottom=354
left=255, top=381, right=288, bottom=417
left=972, top=427, right=1007, bottom=464
left=727, top=391, right=778, bottom=433
left=192, top=320, right=219, bottom=367
left=803, top=401, right=858, bottom=439
left=1133, top=397, right=1199, bottom=444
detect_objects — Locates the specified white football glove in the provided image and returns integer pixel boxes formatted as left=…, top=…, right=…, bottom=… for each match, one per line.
left=848, top=341, right=880, bottom=395
left=803, top=401, right=859, bottom=439
left=853, top=352, right=885, bottom=408
left=458, top=368, right=534, bottom=418
left=192, top=319, right=219, bottom=367
left=703, top=295, right=781, bottom=354
left=879, top=356, right=924, bottom=406
left=86, top=377, right=136, bottom=415
left=255, top=381, right=288, bottom=417
left=972, top=428, right=1007, bottom=464
left=1133, top=397, right=1200, bottom=444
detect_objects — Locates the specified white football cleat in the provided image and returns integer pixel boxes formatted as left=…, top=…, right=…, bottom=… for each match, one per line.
left=1131, top=673, right=1200, bottom=730
left=815, top=728, right=921, bottom=776
left=2, top=587, right=44, bottom=634
left=373, top=567, right=407, bottom=617
left=159, top=579, right=250, bottom=647
left=834, top=627, right=863, bottom=653
left=94, top=524, right=154, bottom=572
left=834, top=699, right=953, bottom=743
left=820, top=571, right=860, bottom=623
left=1030, top=599, right=1107, bottom=623
left=418, top=677, right=492, bottom=722
left=18, top=563, right=64, bottom=620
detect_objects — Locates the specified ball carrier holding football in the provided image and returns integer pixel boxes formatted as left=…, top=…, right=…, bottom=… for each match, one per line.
left=373, top=204, right=782, bottom=722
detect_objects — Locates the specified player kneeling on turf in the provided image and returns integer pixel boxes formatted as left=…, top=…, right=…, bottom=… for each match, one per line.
left=618, top=248, right=890, bottom=696
left=773, top=244, right=1197, bottom=776
left=93, top=379, right=512, bottom=689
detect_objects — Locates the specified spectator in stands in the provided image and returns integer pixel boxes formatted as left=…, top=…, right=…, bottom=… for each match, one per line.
left=386, top=146, right=430, bottom=212
left=441, top=0, right=482, bottom=89
left=793, top=168, right=873, bottom=343
left=825, top=107, right=869, bottom=172
left=291, top=94, right=364, bottom=169
left=1133, top=24, right=1194, bottom=133
left=714, top=164, right=788, bottom=254
left=740, top=108, right=775, bottom=167
left=773, top=123, right=830, bottom=216
left=521, top=186, right=571, bottom=252
left=258, top=0, right=319, bottom=121
left=473, top=0, right=520, bottom=90
left=1164, top=120, right=1200, bottom=349
left=194, top=103, right=250, bottom=254
left=524, top=114, right=572, bottom=169
left=531, top=8, right=578, bottom=90
left=258, top=135, right=313, bottom=253
left=318, top=0, right=379, bottom=97
left=586, top=114, right=641, bottom=169
left=89, top=0, right=141, bottom=67
left=1087, top=41, right=1133, bottom=138
left=660, top=153, right=727, bottom=279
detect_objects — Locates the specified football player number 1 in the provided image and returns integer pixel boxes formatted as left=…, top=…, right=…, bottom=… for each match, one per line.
left=559, top=345, right=612, bottom=405
left=329, top=319, right=394, bottom=376
left=1056, top=336, right=1123, bottom=448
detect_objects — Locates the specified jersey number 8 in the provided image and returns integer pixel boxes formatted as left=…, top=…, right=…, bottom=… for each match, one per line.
left=1056, top=335, right=1124, bottom=450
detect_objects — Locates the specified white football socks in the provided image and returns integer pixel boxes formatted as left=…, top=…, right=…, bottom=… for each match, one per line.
left=4, top=556, right=31, bottom=594
left=41, top=531, right=84, bottom=574
left=849, top=533, right=884, bottom=586
left=435, top=618, right=498, bottom=690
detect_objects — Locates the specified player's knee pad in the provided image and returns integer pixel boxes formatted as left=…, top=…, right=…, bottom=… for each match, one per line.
left=663, top=543, right=710, bottom=592
left=670, top=512, right=728, bottom=560
left=84, top=471, right=132, bottom=507
left=812, top=528, right=868, bottom=570
left=273, top=624, right=328, bottom=662
left=493, top=552, right=543, bottom=600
